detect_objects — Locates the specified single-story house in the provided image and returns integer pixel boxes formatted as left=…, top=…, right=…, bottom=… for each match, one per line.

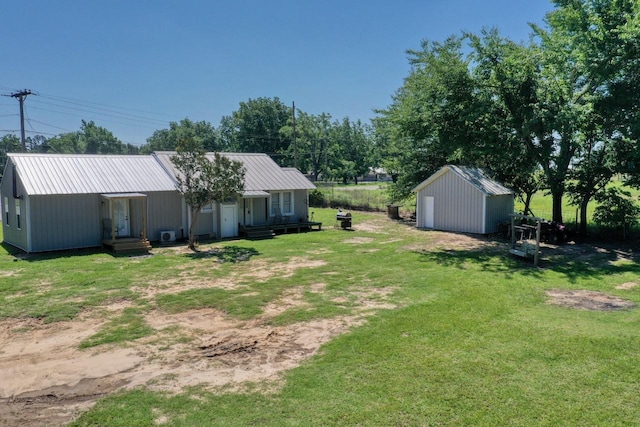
left=153, top=151, right=316, bottom=240
left=1, top=152, right=317, bottom=253
left=413, top=165, right=514, bottom=234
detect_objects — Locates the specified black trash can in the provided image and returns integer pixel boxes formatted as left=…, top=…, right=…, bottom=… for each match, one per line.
left=387, top=205, right=400, bottom=220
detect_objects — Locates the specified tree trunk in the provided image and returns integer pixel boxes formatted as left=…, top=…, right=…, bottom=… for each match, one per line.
left=552, top=190, right=564, bottom=223
left=579, top=197, right=590, bottom=235
left=523, top=192, right=534, bottom=216
left=188, top=209, right=200, bottom=251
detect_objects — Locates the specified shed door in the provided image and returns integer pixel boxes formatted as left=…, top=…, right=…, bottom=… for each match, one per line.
left=423, top=196, right=434, bottom=228
left=221, top=204, right=238, bottom=238
left=113, top=199, right=130, bottom=237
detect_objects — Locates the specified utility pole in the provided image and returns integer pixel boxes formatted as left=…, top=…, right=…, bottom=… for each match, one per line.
left=11, top=89, right=33, bottom=152
left=292, top=101, right=298, bottom=169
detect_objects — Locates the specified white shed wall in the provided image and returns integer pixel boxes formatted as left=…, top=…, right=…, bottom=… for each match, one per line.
left=416, top=169, right=501, bottom=234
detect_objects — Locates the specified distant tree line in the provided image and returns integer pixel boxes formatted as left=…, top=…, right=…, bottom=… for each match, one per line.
left=1, top=98, right=378, bottom=186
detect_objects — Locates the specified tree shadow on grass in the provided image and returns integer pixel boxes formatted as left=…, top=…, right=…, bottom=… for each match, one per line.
left=413, top=244, right=521, bottom=276
left=542, top=241, right=640, bottom=283
left=414, top=240, right=640, bottom=283
left=183, top=245, right=260, bottom=263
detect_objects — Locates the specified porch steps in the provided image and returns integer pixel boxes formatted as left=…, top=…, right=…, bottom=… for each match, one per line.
left=244, top=228, right=276, bottom=240
left=104, top=238, right=152, bottom=253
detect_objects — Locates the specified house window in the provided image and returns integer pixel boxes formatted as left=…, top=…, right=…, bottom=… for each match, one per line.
left=3, top=197, right=8, bottom=226
left=15, top=199, right=21, bottom=230
left=270, top=191, right=294, bottom=216
left=201, top=203, right=213, bottom=213
left=282, top=192, right=292, bottom=215
left=270, top=192, right=280, bottom=216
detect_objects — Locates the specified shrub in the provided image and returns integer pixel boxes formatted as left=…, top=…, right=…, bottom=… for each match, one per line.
left=592, top=187, right=640, bottom=238
left=309, top=189, right=327, bottom=207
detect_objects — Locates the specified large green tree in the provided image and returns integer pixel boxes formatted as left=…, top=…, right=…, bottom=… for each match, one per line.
left=380, top=36, right=486, bottom=200
left=382, top=0, right=640, bottom=225
left=46, top=120, right=133, bottom=154
left=328, top=118, right=374, bottom=184
left=219, top=97, right=292, bottom=163
left=171, top=138, right=245, bottom=250
left=142, top=118, right=220, bottom=154
left=280, top=111, right=332, bottom=181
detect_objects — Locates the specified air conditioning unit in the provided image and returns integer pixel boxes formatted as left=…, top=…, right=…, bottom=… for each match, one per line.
left=160, top=230, right=176, bottom=243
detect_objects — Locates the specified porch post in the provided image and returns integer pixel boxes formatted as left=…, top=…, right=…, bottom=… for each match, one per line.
left=109, top=200, right=115, bottom=242
left=141, top=196, right=147, bottom=240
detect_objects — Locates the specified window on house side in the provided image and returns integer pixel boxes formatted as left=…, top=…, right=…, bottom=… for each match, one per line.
left=282, top=191, right=292, bottom=215
left=270, top=192, right=280, bottom=216
left=270, top=191, right=294, bottom=216
left=3, top=197, right=8, bottom=226
left=15, top=199, right=21, bottom=230
left=201, top=203, right=213, bottom=213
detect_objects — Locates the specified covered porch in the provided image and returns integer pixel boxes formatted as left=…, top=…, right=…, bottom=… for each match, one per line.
left=100, top=193, right=152, bottom=252
left=238, top=190, right=321, bottom=239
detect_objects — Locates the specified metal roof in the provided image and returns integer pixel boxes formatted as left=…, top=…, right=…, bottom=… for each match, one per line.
left=153, top=152, right=316, bottom=192
left=413, top=165, right=513, bottom=196
left=8, top=154, right=178, bottom=196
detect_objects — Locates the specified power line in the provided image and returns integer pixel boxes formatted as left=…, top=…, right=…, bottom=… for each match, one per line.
left=38, top=92, right=182, bottom=121
left=27, top=119, right=74, bottom=133
left=27, top=105, right=160, bottom=131
left=30, top=98, right=168, bottom=126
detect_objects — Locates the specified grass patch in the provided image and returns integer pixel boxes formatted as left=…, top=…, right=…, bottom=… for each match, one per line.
left=80, top=307, right=154, bottom=349
left=5, top=209, right=640, bottom=425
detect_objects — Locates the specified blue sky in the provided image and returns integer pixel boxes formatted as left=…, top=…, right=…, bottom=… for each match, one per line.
left=1, top=1, right=554, bottom=146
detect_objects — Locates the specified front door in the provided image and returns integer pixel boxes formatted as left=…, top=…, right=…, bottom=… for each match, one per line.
left=244, top=199, right=253, bottom=226
left=221, top=204, right=238, bottom=238
left=113, top=199, right=130, bottom=237
left=423, top=196, right=434, bottom=228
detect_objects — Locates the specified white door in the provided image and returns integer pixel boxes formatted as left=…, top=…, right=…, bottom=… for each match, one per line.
left=244, top=199, right=253, bottom=226
left=423, top=196, right=434, bottom=228
left=221, top=204, right=238, bottom=238
left=113, top=199, right=130, bottom=237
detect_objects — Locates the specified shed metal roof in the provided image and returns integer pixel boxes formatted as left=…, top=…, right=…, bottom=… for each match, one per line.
left=153, top=152, right=316, bottom=192
left=413, top=165, right=513, bottom=196
left=8, top=154, right=178, bottom=196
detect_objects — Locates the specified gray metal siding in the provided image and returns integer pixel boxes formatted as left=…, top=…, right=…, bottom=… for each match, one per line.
left=293, top=189, right=309, bottom=221
left=193, top=211, right=215, bottom=238
left=250, top=197, right=268, bottom=226
left=1, top=162, right=30, bottom=251
left=484, top=194, right=514, bottom=234
left=29, top=194, right=101, bottom=252
left=147, top=191, right=184, bottom=241
left=417, top=169, right=485, bottom=233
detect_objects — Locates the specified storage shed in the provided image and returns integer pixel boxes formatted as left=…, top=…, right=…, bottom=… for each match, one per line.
left=413, top=165, right=514, bottom=234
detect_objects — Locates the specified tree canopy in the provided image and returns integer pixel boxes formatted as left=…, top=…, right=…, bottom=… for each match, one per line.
left=141, top=118, right=220, bottom=154
left=379, top=0, right=640, bottom=226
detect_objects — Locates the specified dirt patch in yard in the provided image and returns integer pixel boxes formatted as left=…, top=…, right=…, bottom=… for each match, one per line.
left=546, top=289, right=636, bottom=311
left=0, top=254, right=390, bottom=427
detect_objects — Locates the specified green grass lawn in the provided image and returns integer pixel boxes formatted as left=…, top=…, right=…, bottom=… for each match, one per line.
left=2, top=209, right=640, bottom=425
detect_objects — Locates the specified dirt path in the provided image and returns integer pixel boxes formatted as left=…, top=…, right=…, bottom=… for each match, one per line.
left=0, top=246, right=395, bottom=426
